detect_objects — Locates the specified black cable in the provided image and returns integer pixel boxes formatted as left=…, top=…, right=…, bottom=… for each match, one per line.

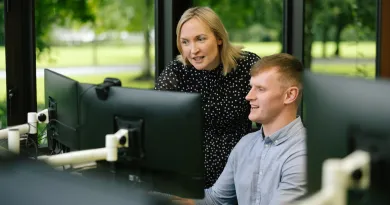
left=27, top=122, right=37, bottom=135
left=78, top=84, right=96, bottom=101
left=26, top=135, right=39, bottom=159
left=49, top=119, right=77, bottom=131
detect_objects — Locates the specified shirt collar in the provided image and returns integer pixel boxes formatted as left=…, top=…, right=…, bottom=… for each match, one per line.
left=259, top=116, right=304, bottom=146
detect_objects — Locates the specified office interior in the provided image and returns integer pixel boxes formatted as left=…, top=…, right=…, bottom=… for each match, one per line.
left=0, top=0, right=389, bottom=204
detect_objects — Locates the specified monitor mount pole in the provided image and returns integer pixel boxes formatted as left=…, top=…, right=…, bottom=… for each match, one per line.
left=37, top=129, right=129, bottom=167
left=0, top=109, right=50, bottom=154
left=295, top=150, right=370, bottom=205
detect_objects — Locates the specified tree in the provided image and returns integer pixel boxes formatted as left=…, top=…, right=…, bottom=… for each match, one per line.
left=89, top=0, right=154, bottom=80
left=329, top=0, right=354, bottom=57
left=127, top=0, right=154, bottom=80
left=195, top=0, right=283, bottom=43
left=35, top=0, right=95, bottom=59
left=312, top=0, right=377, bottom=58
left=0, top=3, right=4, bottom=46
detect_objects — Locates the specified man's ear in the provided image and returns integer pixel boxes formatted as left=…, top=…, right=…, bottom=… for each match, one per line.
left=284, top=86, right=299, bottom=105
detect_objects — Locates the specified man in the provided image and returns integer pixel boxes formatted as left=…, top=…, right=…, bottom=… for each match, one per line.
left=173, top=53, right=306, bottom=205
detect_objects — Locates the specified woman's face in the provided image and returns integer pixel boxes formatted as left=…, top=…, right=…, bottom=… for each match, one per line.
left=179, top=18, right=222, bottom=70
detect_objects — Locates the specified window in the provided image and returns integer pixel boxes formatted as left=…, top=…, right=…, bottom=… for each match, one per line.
left=194, top=0, right=284, bottom=58
left=35, top=0, right=156, bottom=109
left=304, top=0, right=377, bottom=78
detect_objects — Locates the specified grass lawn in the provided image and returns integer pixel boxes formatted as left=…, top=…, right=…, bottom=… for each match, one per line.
left=240, top=41, right=376, bottom=59
left=0, top=41, right=376, bottom=69
left=311, top=63, right=375, bottom=78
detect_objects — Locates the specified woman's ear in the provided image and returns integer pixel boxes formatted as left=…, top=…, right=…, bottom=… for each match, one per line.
left=217, top=39, right=222, bottom=45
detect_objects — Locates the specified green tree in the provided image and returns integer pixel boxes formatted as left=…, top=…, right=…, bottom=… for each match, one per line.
left=0, top=2, right=4, bottom=46
left=126, top=0, right=154, bottom=80
left=90, top=0, right=154, bottom=80
left=312, top=0, right=376, bottom=58
left=195, top=0, right=283, bottom=43
left=35, top=0, right=95, bottom=58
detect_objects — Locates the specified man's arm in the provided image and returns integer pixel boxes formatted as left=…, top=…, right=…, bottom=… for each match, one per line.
left=195, top=154, right=237, bottom=205
left=269, top=149, right=307, bottom=205
left=172, top=151, right=238, bottom=205
left=172, top=137, right=248, bottom=205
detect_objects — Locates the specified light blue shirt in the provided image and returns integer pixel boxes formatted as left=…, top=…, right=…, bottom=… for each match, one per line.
left=196, top=117, right=306, bottom=205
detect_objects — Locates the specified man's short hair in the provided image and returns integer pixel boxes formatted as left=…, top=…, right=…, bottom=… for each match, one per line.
left=250, top=53, right=304, bottom=91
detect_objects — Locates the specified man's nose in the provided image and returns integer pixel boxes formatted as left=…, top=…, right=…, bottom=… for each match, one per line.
left=245, top=88, right=255, bottom=101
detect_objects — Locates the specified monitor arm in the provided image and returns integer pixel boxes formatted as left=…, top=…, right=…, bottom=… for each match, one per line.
left=37, top=129, right=128, bottom=167
left=0, top=109, right=50, bottom=154
left=295, top=150, right=370, bottom=205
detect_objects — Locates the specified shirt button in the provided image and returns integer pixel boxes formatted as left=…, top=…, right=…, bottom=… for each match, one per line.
left=259, top=170, right=263, bottom=175
left=275, top=140, right=278, bottom=143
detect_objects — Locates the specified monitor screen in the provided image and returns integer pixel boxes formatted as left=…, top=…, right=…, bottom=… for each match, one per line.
left=304, top=70, right=390, bottom=204
left=44, top=69, right=79, bottom=151
left=77, top=83, right=205, bottom=198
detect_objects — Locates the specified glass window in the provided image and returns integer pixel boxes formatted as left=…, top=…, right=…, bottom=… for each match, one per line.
left=35, top=0, right=155, bottom=145
left=194, top=0, right=283, bottom=57
left=304, top=0, right=377, bottom=78
left=0, top=1, right=6, bottom=129
left=36, top=0, right=155, bottom=107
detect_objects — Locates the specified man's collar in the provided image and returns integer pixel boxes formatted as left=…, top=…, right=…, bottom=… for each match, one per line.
left=259, top=116, right=304, bottom=145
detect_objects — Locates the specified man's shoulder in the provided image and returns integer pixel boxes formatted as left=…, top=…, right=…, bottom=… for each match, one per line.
left=290, top=122, right=307, bottom=145
left=236, top=130, right=262, bottom=148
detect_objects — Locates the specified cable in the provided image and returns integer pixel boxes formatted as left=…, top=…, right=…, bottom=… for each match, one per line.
left=78, top=84, right=96, bottom=102
left=49, top=119, right=77, bottom=131
left=27, top=122, right=37, bottom=135
left=26, top=135, right=39, bottom=159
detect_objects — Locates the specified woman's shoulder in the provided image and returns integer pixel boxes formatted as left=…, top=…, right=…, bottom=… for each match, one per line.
left=166, top=59, right=185, bottom=70
left=239, top=51, right=261, bottom=62
left=233, top=51, right=261, bottom=72
left=163, top=59, right=195, bottom=76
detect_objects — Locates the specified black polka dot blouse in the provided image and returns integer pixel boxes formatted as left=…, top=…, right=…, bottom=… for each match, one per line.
left=155, top=51, right=260, bottom=188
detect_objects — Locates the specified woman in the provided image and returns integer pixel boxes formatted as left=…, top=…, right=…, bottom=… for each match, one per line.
left=155, top=6, right=260, bottom=188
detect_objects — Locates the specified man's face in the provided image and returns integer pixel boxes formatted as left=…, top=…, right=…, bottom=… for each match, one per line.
left=179, top=18, right=222, bottom=70
left=245, top=68, right=287, bottom=124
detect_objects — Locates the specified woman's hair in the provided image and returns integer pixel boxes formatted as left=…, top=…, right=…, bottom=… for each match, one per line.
left=176, top=7, right=243, bottom=74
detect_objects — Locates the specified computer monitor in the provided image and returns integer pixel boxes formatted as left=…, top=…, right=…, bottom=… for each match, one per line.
left=44, top=69, right=80, bottom=151
left=0, top=155, right=173, bottom=205
left=77, top=82, right=205, bottom=198
left=44, top=70, right=205, bottom=198
left=304, top=70, right=390, bottom=204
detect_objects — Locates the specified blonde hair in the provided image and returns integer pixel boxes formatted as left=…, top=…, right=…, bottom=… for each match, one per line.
left=176, top=7, right=243, bottom=74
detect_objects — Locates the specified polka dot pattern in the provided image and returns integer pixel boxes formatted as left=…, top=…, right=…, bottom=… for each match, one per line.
left=155, top=51, right=260, bottom=188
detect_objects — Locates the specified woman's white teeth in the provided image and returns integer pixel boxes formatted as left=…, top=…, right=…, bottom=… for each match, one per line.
left=194, top=57, right=204, bottom=61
